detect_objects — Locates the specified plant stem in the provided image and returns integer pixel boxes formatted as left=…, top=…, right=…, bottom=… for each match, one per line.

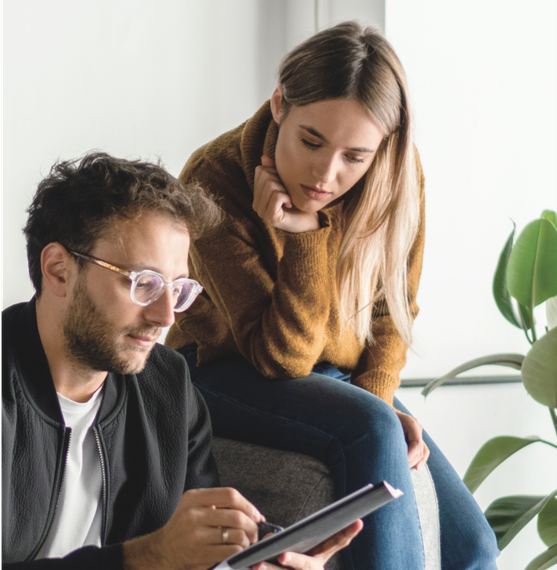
left=529, top=305, right=537, bottom=343
left=530, top=300, right=538, bottom=344
left=550, top=408, right=557, bottom=440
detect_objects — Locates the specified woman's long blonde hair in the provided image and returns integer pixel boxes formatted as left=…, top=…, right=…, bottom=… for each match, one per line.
left=278, top=21, right=420, bottom=346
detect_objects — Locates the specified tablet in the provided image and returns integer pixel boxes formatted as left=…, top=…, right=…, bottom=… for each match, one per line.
left=213, top=481, right=403, bottom=570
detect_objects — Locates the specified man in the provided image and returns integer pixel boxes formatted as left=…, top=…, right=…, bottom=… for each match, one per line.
left=2, top=152, right=360, bottom=570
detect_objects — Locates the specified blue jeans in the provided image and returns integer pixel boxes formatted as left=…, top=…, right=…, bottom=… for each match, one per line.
left=181, top=346, right=498, bottom=569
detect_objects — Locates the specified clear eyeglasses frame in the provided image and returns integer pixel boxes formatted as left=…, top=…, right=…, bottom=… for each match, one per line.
left=70, top=251, right=203, bottom=312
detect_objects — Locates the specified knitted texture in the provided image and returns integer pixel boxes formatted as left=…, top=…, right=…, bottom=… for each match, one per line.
left=166, top=102, right=425, bottom=406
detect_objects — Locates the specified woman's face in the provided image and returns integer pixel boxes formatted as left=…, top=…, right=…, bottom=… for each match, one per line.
left=271, top=89, right=384, bottom=214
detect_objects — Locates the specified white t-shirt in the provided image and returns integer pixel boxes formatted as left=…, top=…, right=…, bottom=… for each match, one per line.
left=35, top=386, right=104, bottom=559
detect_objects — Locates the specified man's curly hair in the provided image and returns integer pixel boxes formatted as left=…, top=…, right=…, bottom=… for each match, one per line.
left=24, top=151, right=221, bottom=295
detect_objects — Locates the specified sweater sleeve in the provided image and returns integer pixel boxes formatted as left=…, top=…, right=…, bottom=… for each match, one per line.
left=350, top=157, right=426, bottom=406
left=170, top=153, right=339, bottom=380
left=2, top=545, right=123, bottom=570
left=184, top=380, right=221, bottom=490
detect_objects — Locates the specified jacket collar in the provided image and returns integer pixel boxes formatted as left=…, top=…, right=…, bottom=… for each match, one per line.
left=12, top=298, right=123, bottom=425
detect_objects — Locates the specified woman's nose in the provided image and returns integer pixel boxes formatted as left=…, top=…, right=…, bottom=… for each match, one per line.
left=313, top=155, right=337, bottom=184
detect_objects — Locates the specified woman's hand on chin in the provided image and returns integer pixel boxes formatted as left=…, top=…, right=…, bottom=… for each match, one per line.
left=253, top=156, right=319, bottom=233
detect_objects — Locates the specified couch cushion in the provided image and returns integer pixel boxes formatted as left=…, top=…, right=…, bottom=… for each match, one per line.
left=211, top=437, right=440, bottom=570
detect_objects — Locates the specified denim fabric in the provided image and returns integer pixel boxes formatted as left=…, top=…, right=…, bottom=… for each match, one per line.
left=181, top=346, right=498, bottom=570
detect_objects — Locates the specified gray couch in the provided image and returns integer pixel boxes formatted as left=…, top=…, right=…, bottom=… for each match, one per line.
left=212, top=437, right=441, bottom=569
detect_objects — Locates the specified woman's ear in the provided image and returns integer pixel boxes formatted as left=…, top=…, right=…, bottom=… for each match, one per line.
left=270, top=85, right=284, bottom=125
left=41, top=243, right=74, bottom=298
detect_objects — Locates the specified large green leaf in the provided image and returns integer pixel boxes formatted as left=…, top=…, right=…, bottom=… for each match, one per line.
left=525, top=543, right=557, bottom=570
left=493, top=224, right=522, bottom=328
left=518, top=301, right=536, bottom=332
left=542, top=210, right=557, bottom=229
left=463, top=436, right=557, bottom=494
left=484, top=492, right=557, bottom=550
left=507, top=218, right=557, bottom=309
left=521, top=327, right=557, bottom=407
left=539, top=497, right=557, bottom=547
left=421, top=354, right=524, bottom=397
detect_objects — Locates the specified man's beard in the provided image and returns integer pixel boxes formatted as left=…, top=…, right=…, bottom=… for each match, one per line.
left=62, top=276, right=160, bottom=375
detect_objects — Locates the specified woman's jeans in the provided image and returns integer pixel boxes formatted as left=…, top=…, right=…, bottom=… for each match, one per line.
left=181, top=346, right=499, bottom=570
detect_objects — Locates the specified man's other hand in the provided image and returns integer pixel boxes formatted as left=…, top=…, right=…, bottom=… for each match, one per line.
left=250, top=519, right=363, bottom=570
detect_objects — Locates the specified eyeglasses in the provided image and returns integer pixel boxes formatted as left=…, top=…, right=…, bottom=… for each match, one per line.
left=70, top=251, right=203, bottom=312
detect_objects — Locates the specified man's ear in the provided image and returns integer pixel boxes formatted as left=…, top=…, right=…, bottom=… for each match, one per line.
left=41, top=243, right=75, bottom=298
left=270, top=85, right=284, bottom=125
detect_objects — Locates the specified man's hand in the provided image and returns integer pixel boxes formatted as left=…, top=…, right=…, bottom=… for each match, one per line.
left=253, top=156, right=319, bottom=233
left=394, top=409, right=430, bottom=470
left=123, top=487, right=263, bottom=570
left=250, top=520, right=363, bottom=570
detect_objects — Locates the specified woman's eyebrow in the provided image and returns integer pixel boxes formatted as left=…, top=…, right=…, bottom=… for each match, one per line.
left=299, top=125, right=375, bottom=153
left=300, top=124, right=329, bottom=143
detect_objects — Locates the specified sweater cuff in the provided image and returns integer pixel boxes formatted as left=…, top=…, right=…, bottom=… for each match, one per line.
left=353, top=370, right=399, bottom=407
left=280, top=225, right=331, bottom=280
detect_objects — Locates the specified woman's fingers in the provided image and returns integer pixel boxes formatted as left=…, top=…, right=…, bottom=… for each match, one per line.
left=253, top=159, right=292, bottom=225
left=260, top=155, right=275, bottom=168
left=415, top=442, right=430, bottom=470
left=394, top=410, right=430, bottom=469
left=253, top=156, right=319, bottom=233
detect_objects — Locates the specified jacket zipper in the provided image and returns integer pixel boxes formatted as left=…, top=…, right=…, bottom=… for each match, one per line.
left=31, top=427, right=71, bottom=559
left=93, top=427, right=108, bottom=544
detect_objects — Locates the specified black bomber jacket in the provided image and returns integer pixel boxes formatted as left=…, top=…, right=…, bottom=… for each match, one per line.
left=2, top=300, right=220, bottom=569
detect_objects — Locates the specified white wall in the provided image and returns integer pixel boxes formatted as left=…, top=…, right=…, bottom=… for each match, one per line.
left=3, top=2, right=556, bottom=568
left=386, top=2, right=557, bottom=567
left=3, top=0, right=263, bottom=308
left=386, top=0, right=557, bottom=379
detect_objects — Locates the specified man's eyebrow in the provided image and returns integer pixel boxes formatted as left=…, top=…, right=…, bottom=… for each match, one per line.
left=299, top=125, right=376, bottom=153
left=126, top=261, right=188, bottom=279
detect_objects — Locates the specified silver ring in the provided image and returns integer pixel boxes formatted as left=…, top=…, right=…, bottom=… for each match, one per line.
left=222, top=528, right=229, bottom=543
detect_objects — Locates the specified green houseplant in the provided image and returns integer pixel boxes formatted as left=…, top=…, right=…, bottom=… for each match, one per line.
left=422, top=210, right=557, bottom=570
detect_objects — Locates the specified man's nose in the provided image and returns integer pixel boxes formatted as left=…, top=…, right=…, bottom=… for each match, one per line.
left=145, top=286, right=176, bottom=328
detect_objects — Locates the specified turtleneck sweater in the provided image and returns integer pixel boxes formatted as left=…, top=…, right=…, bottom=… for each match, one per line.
left=166, top=102, right=425, bottom=406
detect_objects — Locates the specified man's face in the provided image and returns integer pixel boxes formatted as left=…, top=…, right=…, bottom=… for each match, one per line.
left=62, top=212, right=191, bottom=375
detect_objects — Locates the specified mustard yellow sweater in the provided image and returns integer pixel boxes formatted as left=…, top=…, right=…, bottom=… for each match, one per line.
left=166, top=102, right=425, bottom=405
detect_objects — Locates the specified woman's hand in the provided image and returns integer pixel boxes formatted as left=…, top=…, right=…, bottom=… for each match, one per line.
left=253, top=156, right=319, bottom=233
left=394, top=410, right=430, bottom=470
left=250, top=520, right=363, bottom=570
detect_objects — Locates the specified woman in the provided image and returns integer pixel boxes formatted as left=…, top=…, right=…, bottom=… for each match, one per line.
left=167, top=21, right=498, bottom=569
